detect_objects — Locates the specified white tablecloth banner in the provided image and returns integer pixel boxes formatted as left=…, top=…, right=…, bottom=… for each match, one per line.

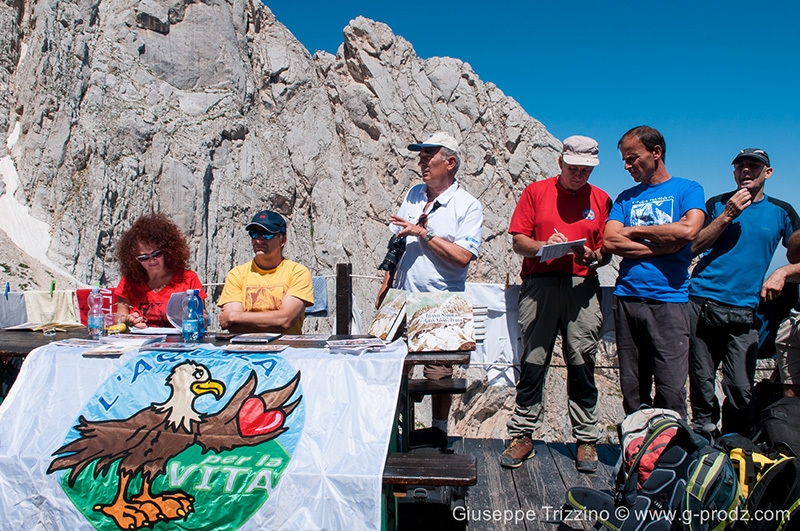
left=0, top=340, right=406, bottom=531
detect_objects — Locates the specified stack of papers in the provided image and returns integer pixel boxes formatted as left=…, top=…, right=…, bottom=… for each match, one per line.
left=100, top=334, right=166, bottom=346
left=326, top=338, right=386, bottom=355
left=4, top=321, right=85, bottom=331
left=129, top=327, right=182, bottom=335
left=221, top=344, right=287, bottom=353
left=82, top=334, right=166, bottom=357
left=230, top=333, right=282, bottom=343
left=82, top=343, right=139, bottom=357
left=140, top=342, right=204, bottom=352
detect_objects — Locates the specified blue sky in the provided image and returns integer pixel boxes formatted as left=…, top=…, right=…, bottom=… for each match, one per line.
left=267, top=1, right=799, bottom=267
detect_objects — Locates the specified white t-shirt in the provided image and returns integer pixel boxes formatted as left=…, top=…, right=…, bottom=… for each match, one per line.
left=392, top=181, right=483, bottom=292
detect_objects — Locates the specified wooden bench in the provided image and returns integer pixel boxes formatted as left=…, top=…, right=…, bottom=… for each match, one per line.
left=383, top=452, right=478, bottom=487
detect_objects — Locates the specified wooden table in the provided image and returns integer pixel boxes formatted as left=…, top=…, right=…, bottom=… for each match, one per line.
left=0, top=329, right=88, bottom=358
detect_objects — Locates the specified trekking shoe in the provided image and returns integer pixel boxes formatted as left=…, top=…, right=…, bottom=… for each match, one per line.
left=500, top=436, right=534, bottom=469
left=576, top=442, right=598, bottom=473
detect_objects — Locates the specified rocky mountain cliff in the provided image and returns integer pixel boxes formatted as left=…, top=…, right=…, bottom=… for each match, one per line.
left=0, top=0, right=560, bottom=304
left=0, top=0, right=629, bottom=440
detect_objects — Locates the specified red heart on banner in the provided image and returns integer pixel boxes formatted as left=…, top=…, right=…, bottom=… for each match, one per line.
left=238, top=397, right=286, bottom=437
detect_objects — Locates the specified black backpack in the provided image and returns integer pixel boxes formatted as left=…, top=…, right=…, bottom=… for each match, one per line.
left=566, top=413, right=740, bottom=531
left=731, top=457, right=800, bottom=531
left=755, top=397, right=800, bottom=458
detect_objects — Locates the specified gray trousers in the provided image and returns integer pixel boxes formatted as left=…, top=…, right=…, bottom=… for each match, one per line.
left=688, top=299, right=758, bottom=434
left=507, top=275, right=602, bottom=443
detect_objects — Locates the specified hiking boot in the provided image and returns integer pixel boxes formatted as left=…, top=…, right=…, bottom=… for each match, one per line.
left=576, top=442, right=598, bottom=473
left=500, top=436, right=534, bottom=469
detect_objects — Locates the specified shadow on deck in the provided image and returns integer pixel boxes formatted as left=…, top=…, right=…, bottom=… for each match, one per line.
left=397, top=438, right=620, bottom=531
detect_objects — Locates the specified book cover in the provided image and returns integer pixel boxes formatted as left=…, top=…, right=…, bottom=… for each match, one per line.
left=368, top=289, right=406, bottom=341
left=406, top=291, right=475, bottom=352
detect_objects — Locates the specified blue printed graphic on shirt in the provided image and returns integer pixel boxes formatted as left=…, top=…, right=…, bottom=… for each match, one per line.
left=630, top=197, right=674, bottom=226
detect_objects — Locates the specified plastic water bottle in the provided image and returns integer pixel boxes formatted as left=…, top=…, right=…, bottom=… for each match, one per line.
left=182, top=289, right=203, bottom=342
left=87, top=288, right=105, bottom=340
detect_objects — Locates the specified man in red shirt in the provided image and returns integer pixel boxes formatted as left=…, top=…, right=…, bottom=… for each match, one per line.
left=500, top=136, right=612, bottom=472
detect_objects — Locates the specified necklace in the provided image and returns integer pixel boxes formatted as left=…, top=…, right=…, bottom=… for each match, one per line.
left=148, top=273, right=172, bottom=293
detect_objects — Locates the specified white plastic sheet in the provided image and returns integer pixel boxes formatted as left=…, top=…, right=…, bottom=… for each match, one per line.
left=0, top=340, right=406, bottom=530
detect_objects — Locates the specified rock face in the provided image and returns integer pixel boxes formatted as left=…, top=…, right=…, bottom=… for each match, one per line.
left=0, top=0, right=559, bottom=297
left=2, top=0, right=627, bottom=441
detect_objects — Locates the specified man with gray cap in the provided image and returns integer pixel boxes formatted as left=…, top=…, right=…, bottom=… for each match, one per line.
left=688, top=148, right=800, bottom=436
left=376, top=131, right=483, bottom=437
left=218, top=210, right=314, bottom=335
left=501, top=135, right=611, bottom=471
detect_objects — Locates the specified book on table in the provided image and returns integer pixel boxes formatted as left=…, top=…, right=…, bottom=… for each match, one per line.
left=367, top=288, right=406, bottom=341
left=405, top=291, right=475, bottom=352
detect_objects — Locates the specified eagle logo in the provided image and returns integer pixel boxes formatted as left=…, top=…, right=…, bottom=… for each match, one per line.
left=47, top=357, right=303, bottom=530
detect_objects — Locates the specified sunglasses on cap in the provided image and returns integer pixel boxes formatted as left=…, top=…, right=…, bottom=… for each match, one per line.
left=136, top=250, right=164, bottom=262
left=248, top=229, right=279, bottom=240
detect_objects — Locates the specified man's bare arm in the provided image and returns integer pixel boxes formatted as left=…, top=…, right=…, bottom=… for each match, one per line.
left=603, top=220, right=661, bottom=258
left=219, top=296, right=306, bottom=333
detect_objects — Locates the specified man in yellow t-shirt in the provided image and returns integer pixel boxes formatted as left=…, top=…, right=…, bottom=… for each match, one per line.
left=218, top=210, right=314, bottom=335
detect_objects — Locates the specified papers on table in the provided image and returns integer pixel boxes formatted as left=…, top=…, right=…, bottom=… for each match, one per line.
left=100, top=334, right=166, bottom=347
left=221, top=344, right=287, bottom=353
left=536, top=238, right=586, bottom=262
left=326, top=338, right=386, bottom=355
left=140, top=342, right=204, bottom=352
left=129, top=327, right=182, bottom=335
left=82, top=343, right=138, bottom=357
left=3, top=321, right=85, bottom=331
left=230, top=333, right=282, bottom=344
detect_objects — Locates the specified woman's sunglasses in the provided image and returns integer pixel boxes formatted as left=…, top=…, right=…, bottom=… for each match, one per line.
left=136, top=250, right=164, bottom=262
left=249, top=230, right=278, bottom=240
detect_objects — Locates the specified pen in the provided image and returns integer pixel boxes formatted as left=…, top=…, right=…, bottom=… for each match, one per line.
left=553, top=228, right=559, bottom=234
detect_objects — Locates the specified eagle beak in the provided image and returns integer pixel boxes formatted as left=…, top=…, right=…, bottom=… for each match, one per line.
left=191, top=379, right=225, bottom=399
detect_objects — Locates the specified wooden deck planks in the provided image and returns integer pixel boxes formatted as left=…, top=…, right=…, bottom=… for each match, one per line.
left=457, top=439, right=618, bottom=531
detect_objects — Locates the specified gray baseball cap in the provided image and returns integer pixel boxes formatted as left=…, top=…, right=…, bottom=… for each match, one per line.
left=562, top=135, right=600, bottom=166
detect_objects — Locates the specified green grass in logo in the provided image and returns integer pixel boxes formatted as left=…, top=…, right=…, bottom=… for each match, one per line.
left=61, top=439, right=291, bottom=530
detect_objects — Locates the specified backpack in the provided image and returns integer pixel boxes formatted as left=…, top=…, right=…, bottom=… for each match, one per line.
left=731, top=457, right=800, bottom=531
left=566, top=409, right=741, bottom=531
left=755, top=397, right=800, bottom=458
left=617, top=407, right=683, bottom=492
left=715, top=434, right=791, bottom=500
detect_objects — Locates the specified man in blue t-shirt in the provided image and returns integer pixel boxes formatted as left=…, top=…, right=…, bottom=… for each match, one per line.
left=688, top=148, right=800, bottom=435
left=603, top=126, right=706, bottom=418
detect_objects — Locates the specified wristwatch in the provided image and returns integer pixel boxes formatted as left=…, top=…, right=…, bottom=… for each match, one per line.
left=424, top=229, right=435, bottom=242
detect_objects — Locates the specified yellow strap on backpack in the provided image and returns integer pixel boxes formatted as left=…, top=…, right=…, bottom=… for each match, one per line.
left=729, top=447, right=789, bottom=499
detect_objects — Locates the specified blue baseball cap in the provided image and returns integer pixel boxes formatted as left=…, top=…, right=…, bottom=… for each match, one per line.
left=245, top=210, right=286, bottom=233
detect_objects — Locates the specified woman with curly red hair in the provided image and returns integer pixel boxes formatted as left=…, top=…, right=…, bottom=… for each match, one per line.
left=113, top=213, right=207, bottom=328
